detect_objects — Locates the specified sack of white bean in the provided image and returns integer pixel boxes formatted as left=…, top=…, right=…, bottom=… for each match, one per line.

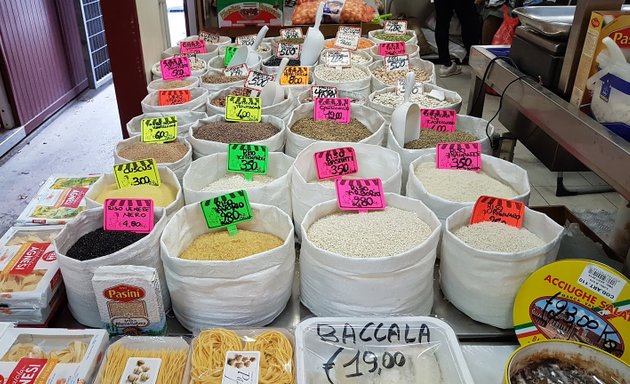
left=205, top=85, right=298, bottom=121
left=290, top=141, right=403, bottom=240
left=369, top=58, right=436, bottom=91
left=182, top=152, right=294, bottom=216
left=126, top=111, right=208, bottom=138
left=319, top=49, right=374, bottom=66
left=300, top=193, right=441, bottom=317
left=406, top=153, right=530, bottom=222
left=312, top=63, right=372, bottom=99
left=440, top=205, right=563, bottom=328
left=141, top=88, right=209, bottom=114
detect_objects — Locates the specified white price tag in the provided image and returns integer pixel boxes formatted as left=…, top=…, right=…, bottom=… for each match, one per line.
left=325, top=49, right=352, bottom=68
left=244, top=70, right=275, bottom=92
left=236, top=34, right=256, bottom=46
left=223, top=64, right=249, bottom=77
left=384, top=55, right=409, bottom=72
left=221, top=351, right=260, bottom=384
left=578, top=264, right=626, bottom=301
left=118, top=358, right=161, bottom=384
left=276, top=42, right=301, bottom=59
left=280, top=27, right=303, bottom=39
left=199, top=31, right=220, bottom=44
left=334, top=26, right=361, bottom=50
left=395, top=78, right=423, bottom=96
left=383, top=20, right=407, bottom=35
left=311, top=85, right=338, bottom=99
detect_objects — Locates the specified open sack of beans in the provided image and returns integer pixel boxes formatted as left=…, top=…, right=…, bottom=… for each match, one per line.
left=300, top=193, right=441, bottom=316
left=126, top=111, right=208, bottom=138
left=141, top=88, right=209, bottom=113
left=162, top=43, right=218, bottom=62
left=312, top=63, right=372, bottom=99
left=53, top=207, right=169, bottom=327
left=406, top=153, right=530, bottom=222
left=182, top=152, right=294, bottom=216
left=290, top=141, right=402, bottom=240
left=320, top=48, right=374, bottom=67
left=369, top=58, right=436, bottom=91
left=206, top=85, right=298, bottom=121
left=114, top=136, right=192, bottom=183
left=199, top=71, right=247, bottom=93
left=441, top=205, right=564, bottom=328
left=188, top=115, right=286, bottom=159
left=147, top=76, right=201, bottom=93
left=160, top=202, right=295, bottom=330
left=368, top=29, right=418, bottom=45
left=285, top=102, right=386, bottom=158
left=85, top=166, right=185, bottom=217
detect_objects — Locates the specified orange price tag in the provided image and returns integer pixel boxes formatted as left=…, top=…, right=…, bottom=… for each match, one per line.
left=280, top=66, right=309, bottom=86
left=158, top=90, right=191, bottom=106
left=470, top=196, right=525, bottom=228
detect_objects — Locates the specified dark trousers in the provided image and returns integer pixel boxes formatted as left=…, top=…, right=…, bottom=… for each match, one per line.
left=435, top=0, right=479, bottom=65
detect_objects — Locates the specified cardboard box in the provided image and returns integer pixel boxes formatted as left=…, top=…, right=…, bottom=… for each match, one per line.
left=217, top=0, right=283, bottom=27
left=570, top=11, right=630, bottom=107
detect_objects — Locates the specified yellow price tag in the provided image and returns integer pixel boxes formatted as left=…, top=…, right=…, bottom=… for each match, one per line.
left=140, top=116, right=178, bottom=143
left=113, top=159, right=161, bottom=189
left=225, top=96, right=262, bottom=123
left=280, top=66, right=309, bottom=86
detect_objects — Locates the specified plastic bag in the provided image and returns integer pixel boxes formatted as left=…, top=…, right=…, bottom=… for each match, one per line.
left=491, top=5, right=520, bottom=45
left=126, top=111, right=207, bottom=138
left=141, top=88, right=209, bottom=114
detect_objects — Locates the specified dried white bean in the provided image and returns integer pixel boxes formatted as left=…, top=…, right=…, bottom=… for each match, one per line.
left=371, top=91, right=453, bottom=109
left=314, top=66, right=370, bottom=82
left=372, top=66, right=431, bottom=85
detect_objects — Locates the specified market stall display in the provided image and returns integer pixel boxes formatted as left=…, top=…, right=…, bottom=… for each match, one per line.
left=312, top=63, right=372, bottom=98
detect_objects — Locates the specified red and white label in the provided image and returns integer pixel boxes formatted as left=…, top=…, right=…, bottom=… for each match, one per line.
left=59, top=187, right=88, bottom=208
left=9, top=243, right=49, bottom=275
left=103, top=284, right=146, bottom=302
left=436, top=142, right=481, bottom=172
left=7, top=358, right=49, bottom=384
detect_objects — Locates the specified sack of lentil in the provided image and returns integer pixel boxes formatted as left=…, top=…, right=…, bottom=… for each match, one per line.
left=53, top=207, right=170, bottom=327
left=182, top=152, right=294, bottom=216
left=207, top=54, right=263, bottom=72
left=300, top=193, right=441, bottom=317
left=368, top=29, right=418, bottom=45
left=147, top=76, right=201, bottom=93
left=126, top=111, right=208, bottom=138
left=387, top=114, right=495, bottom=187
left=205, top=85, right=298, bottom=121
left=290, top=141, right=402, bottom=240
left=312, top=63, right=372, bottom=99
left=285, top=102, right=386, bottom=158
left=141, top=88, right=209, bottom=114
left=199, top=73, right=246, bottom=94
left=440, top=205, right=564, bottom=328
left=369, top=58, right=436, bottom=92
left=114, top=136, right=193, bottom=183
left=152, top=57, right=207, bottom=80
left=160, top=202, right=295, bottom=329
left=85, top=166, right=185, bottom=217
left=218, top=43, right=272, bottom=60
left=368, top=84, right=462, bottom=123
left=369, top=43, right=420, bottom=60
left=406, top=153, right=530, bottom=222
left=297, top=88, right=367, bottom=106
left=162, top=43, right=219, bottom=62
left=320, top=48, right=374, bottom=67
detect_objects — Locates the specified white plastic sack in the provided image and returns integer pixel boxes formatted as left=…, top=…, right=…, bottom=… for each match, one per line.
left=160, top=202, right=295, bottom=329
left=369, top=43, right=420, bottom=59
left=285, top=103, right=386, bottom=158
left=85, top=166, right=185, bottom=217
left=187, top=115, right=286, bottom=159
left=387, top=114, right=495, bottom=186
left=114, top=136, right=193, bottom=183
left=126, top=111, right=207, bottom=138
left=300, top=193, right=441, bottom=317
left=141, top=88, right=209, bottom=113
left=208, top=54, right=262, bottom=72
left=147, top=76, right=201, bottom=93
left=181, top=34, right=231, bottom=47
left=406, top=153, right=531, bottom=222
left=312, top=64, right=372, bottom=99
left=291, top=141, right=402, bottom=240
left=369, top=58, right=436, bottom=92
left=183, top=152, right=294, bottom=216
left=218, top=43, right=273, bottom=60
left=205, top=85, right=298, bottom=121
left=440, top=206, right=564, bottom=328
left=368, top=29, right=418, bottom=45
left=53, top=207, right=169, bottom=327
left=162, top=43, right=219, bottom=62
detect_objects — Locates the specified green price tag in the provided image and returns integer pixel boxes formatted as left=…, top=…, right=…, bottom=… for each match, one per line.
left=140, top=116, right=178, bottom=143
left=200, top=190, right=253, bottom=235
left=224, top=46, right=238, bottom=67
left=225, top=96, right=262, bottom=122
left=113, top=159, right=161, bottom=189
left=227, top=144, right=268, bottom=180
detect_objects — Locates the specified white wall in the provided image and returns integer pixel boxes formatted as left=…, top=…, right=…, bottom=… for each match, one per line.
left=136, top=0, right=170, bottom=83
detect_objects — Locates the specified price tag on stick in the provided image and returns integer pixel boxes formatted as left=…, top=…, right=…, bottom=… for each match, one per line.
left=225, top=95, right=262, bottom=122
left=276, top=42, right=301, bottom=59
left=160, top=56, right=191, bottom=80
left=396, top=78, right=422, bottom=96
left=336, top=178, right=386, bottom=213
left=314, top=97, right=351, bottom=124
left=311, top=86, right=338, bottom=99
left=140, top=116, right=178, bottom=143
left=113, top=159, right=161, bottom=189
left=314, top=147, right=359, bottom=180
left=158, top=90, right=191, bottom=106
left=227, top=144, right=269, bottom=180
left=244, top=70, right=274, bottom=92
left=236, top=34, right=256, bottom=46
left=179, top=39, right=206, bottom=54
left=384, top=55, right=409, bottom=71
left=420, top=109, right=457, bottom=132
left=383, top=20, right=408, bottom=35
left=379, top=42, right=406, bottom=57
left=200, top=190, right=253, bottom=236
left=280, top=27, right=303, bottom=39
left=280, top=66, right=309, bottom=86
left=325, top=49, right=352, bottom=68
left=470, top=196, right=525, bottom=228
left=334, top=26, right=361, bottom=50
left=104, top=199, right=154, bottom=234
left=436, top=142, right=481, bottom=172
left=199, top=31, right=220, bottom=44
left=224, top=64, right=249, bottom=77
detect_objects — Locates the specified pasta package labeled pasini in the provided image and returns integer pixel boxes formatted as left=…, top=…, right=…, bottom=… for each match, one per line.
left=190, top=328, right=295, bottom=384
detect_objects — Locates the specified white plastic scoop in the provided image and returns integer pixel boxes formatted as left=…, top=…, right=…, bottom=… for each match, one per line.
left=391, top=72, right=421, bottom=145
left=230, top=25, right=269, bottom=67
left=260, top=58, right=288, bottom=107
left=300, top=2, right=325, bottom=66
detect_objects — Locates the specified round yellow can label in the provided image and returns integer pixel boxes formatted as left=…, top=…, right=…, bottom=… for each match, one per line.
left=513, top=259, right=629, bottom=363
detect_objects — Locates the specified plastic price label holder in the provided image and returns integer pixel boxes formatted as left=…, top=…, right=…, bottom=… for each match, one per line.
left=224, top=46, right=239, bottom=67
left=384, top=54, right=409, bottom=71
left=335, top=178, right=386, bottom=213
left=224, top=64, right=249, bottom=77
left=179, top=39, right=206, bottom=54
left=395, top=78, right=422, bottom=96
left=200, top=190, right=253, bottom=236
left=311, top=85, right=338, bottom=99
left=314, top=97, right=351, bottom=124
left=280, top=27, right=303, bottom=39
left=158, top=90, right=191, bottom=106
left=140, top=116, right=178, bottom=143
left=470, top=196, right=525, bottom=228
left=225, top=96, right=262, bottom=123
left=199, top=31, right=219, bottom=44
left=276, top=42, right=301, bottom=59
left=383, top=20, right=408, bottom=35
left=314, top=146, right=359, bottom=180
left=420, top=109, right=457, bottom=132
left=236, top=34, right=256, bottom=46
left=227, top=144, right=269, bottom=181
left=244, top=70, right=274, bottom=92
left=279, top=66, right=309, bottom=86
left=160, top=56, right=191, bottom=80
left=325, top=49, right=352, bottom=68
left=113, top=159, right=161, bottom=189
left=379, top=42, right=406, bottom=56
left=103, top=199, right=154, bottom=234
left=436, top=142, right=481, bottom=172
left=334, top=26, right=361, bottom=50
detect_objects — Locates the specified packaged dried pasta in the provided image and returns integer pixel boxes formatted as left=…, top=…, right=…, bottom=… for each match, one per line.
left=190, top=328, right=295, bottom=384
left=95, top=336, right=190, bottom=384
left=0, top=287, right=65, bottom=325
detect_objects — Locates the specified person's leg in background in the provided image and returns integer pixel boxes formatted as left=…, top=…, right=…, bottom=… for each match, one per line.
left=453, top=0, right=480, bottom=57
left=435, top=0, right=462, bottom=77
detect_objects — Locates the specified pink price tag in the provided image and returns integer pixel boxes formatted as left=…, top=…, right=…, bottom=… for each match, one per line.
left=160, top=56, right=192, bottom=80
left=103, top=199, right=154, bottom=233
left=314, top=147, right=359, bottom=180
left=420, top=109, right=457, bottom=132
left=314, top=97, right=351, bottom=124
left=378, top=42, right=406, bottom=56
left=180, top=39, right=207, bottom=54
left=436, top=142, right=482, bottom=172
left=335, top=178, right=386, bottom=213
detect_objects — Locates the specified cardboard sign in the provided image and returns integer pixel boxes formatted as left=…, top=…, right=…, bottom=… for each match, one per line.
left=314, top=146, right=359, bottom=180
left=395, top=78, right=422, bottom=96
left=335, top=178, right=386, bottom=212
left=225, top=96, right=262, bottom=122
left=179, top=39, right=207, bottom=54
left=280, top=66, right=309, bottom=86
left=199, top=31, right=220, bottom=44
left=200, top=190, right=253, bottom=235
left=383, top=20, right=408, bottom=35
left=378, top=42, right=406, bottom=56
left=140, top=116, right=178, bottom=143
left=224, top=64, right=249, bottom=77
left=227, top=144, right=269, bottom=178
left=221, top=351, right=260, bottom=384
left=314, top=97, right=351, bottom=124
left=334, top=26, right=361, bottom=50
left=436, top=142, right=481, bottom=172
left=158, top=90, right=191, bottom=106
left=420, top=109, right=457, bottom=132
left=236, top=34, right=256, bottom=46
left=104, top=199, right=154, bottom=234
left=280, top=27, right=303, bottom=39
left=470, top=196, right=525, bottom=228
left=113, top=159, right=161, bottom=189
left=276, top=42, right=301, bottom=59
left=325, top=49, right=352, bottom=67
left=224, top=46, right=238, bottom=67
left=311, top=86, right=338, bottom=99
left=244, top=70, right=274, bottom=92
left=160, top=56, right=191, bottom=80
left=384, top=54, right=409, bottom=71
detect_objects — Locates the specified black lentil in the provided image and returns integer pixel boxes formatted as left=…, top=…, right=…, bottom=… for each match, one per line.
left=66, top=229, right=147, bottom=261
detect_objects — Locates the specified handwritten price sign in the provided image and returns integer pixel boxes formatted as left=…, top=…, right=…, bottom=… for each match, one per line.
left=158, top=90, right=191, bottom=106
left=280, top=66, right=309, bottom=86
left=436, top=142, right=481, bottom=172
left=336, top=178, right=386, bottom=212
left=420, top=109, right=457, bottom=132
left=104, top=199, right=154, bottom=234
left=383, top=20, right=407, bottom=35
left=160, top=56, right=191, bottom=80
left=227, top=144, right=268, bottom=178
left=280, top=27, right=303, bottom=39
left=314, top=147, right=359, bottom=180
left=470, top=196, right=525, bottom=228
left=140, top=116, right=178, bottom=143
left=314, top=97, right=351, bottom=124
left=200, top=190, right=253, bottom=234
left=113, top=159, right=161, bottom=189
left=311, top=86, right=338, bottom=99
left=325, top=49, right=352, bottom=67
left=395, top=78, right=422, bottom=96
left=244, top=70, right=274, bottom=92
left=224, top=64, right=249, bottom=77
left=276, top=42, right=301, bottom=59
left=378, top=42, right=406, bottom=57
left=199, top=31, right=220, bottom=44
left=225, top=96, right=262, bottom=123
left=334, top=26, right=361, bottom=50
left=236, top=34, right=256, bottom=46
left=384, top=55, right=409, bottom=71
left=179, top=39, right=206, bottom=54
